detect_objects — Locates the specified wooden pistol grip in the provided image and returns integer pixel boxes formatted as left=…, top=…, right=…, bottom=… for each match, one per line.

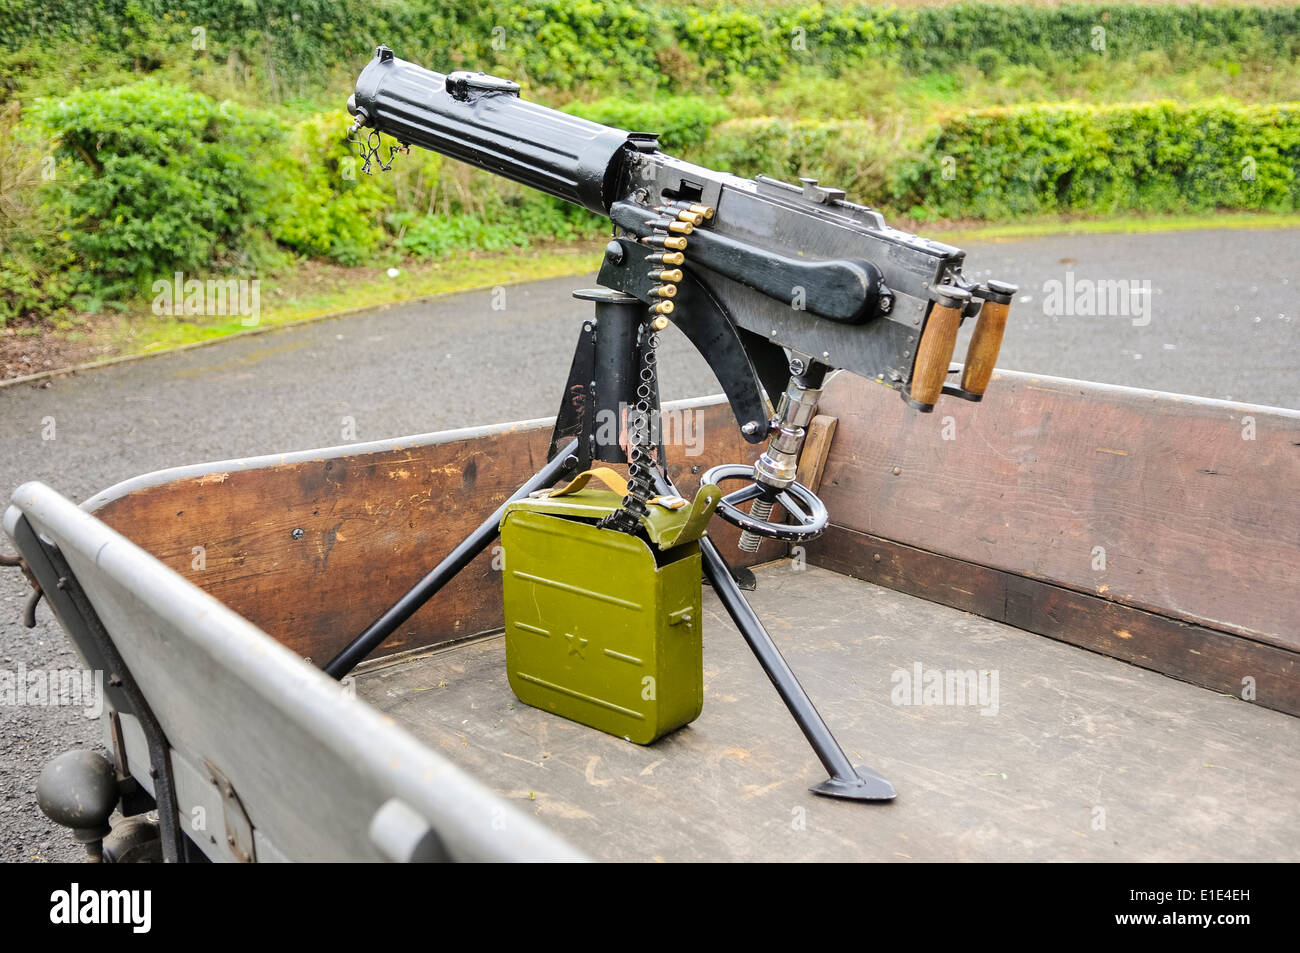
left=909, top=302, right=965, bottom=406
left=960, top=299, right=1010, bottom=396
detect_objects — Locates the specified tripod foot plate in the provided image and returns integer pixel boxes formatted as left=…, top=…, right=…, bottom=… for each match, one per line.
left=809, top=765, right=897, bottom=802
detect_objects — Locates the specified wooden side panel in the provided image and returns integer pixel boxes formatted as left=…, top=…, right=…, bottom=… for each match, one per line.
left=93, top=400, right=771, bottom=666
left=814, top=526, right=1300, bottom=717
left=813, top=370, right=1300, bottom=651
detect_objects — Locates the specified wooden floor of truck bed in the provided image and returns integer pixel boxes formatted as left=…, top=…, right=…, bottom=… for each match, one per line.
left=355, top=564, right=1300, bottom=862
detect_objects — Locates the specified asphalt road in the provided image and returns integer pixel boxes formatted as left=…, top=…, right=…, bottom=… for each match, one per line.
left=0, top=226, right=1296, bottom=861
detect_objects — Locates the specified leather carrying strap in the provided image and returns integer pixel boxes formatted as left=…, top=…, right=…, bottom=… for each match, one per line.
left=531, top=468, right=720, bottom=548
left=537, top=468, right=687, bottom=510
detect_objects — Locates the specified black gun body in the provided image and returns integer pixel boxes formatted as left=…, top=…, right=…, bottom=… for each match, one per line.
left=349, top=48, right=975, bottom=397
left=350, top=47, right=637, bottom=213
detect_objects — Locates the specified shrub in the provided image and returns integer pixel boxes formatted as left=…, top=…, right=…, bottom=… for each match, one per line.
left=0, top=104, right=82, bottom=321
left=7, top=3, right=1299, bottom=102
left=31, top=80, right=286, bottom=299
left=893, top=99, right=1300, bottom=219
left=266, top=111, right=393, bottom=265
left=564, top=97, right=730, bottom=151
left=698, top=116, right=900, bottom=206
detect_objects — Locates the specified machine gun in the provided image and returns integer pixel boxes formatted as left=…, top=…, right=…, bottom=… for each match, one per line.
left=332, top=46, right=1018, bottom=801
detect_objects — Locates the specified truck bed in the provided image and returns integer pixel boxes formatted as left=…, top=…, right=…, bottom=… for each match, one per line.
left=357, top=563, right=1300, bottom=862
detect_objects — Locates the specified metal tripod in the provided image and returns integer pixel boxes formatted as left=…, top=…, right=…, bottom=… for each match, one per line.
left=324, top=288, right=895, bottom=802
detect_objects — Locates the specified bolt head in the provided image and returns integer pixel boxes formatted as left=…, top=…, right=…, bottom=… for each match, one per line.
left=604, top=241, right=625, bottom=266
left=788, top=358, right=807, bottom=376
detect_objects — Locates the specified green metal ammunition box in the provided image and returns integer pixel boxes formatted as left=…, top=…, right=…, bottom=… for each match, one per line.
left=499, top=478, right=719, bottom=745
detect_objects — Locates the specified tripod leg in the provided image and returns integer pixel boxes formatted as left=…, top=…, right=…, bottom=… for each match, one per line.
left=698, top=537, right=896, bottom=801
left=323, top=439, right=578, bottom=679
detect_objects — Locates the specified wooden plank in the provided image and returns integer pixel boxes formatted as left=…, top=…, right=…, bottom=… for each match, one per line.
left=92, top=399, right=773, bottom=666
left=815, top=370, right=1300, bottom=651
left=794, top=414, right=838, bottom=493
left=810, top=525, right=1300, bottom=717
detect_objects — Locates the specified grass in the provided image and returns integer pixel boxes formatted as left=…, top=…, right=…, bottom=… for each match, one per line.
left=934, top=210, right=1300, bottom=242
left=2, top=243, right=602, bottom=380
left=108, top=244, right=604, bottom=354
left=722, top=57, right=1300, bottom=127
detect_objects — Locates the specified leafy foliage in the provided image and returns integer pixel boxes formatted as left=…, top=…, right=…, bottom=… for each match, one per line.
left=5, top=2, right=1299, bottom=101
left=564, top=97, right=729, bottom=151
left=30, top=80, right=284, bottom=298
left=3, top=3, right=1299, bottom=321
left=894, top=100, right=1300, bottom=219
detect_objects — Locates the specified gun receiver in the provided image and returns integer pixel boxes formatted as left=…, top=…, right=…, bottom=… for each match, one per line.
left=348, top=46, right=1016, bottom=424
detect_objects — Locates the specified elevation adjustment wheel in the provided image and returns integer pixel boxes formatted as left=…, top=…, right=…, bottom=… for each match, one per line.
left=700, top=464, right=828, bottom=541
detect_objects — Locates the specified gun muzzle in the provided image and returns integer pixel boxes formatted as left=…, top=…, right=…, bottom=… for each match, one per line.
left=348, top=46, right=647, bottom=214
left=907, top=285, right=970, bottom=409
left=959, top=280, right=1017, bottom=397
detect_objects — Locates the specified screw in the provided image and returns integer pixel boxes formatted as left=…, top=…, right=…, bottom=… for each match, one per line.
left=291, top=528, right=305, bottom=540
left=879, top=293, right=894, bottom=315
left=742, top=421, right=761, bottom=435
left=788, top=357, right=807, bottom=376
left=873, top=553, right=881, bottom=562
left=892, top=467, right=902, bottom=476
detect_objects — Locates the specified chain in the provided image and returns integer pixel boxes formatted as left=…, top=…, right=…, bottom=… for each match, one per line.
left=597, top=198, right=712, bottom=536
left=598, top=319, right=663, bottom=534
left=347, top=122, right=408, bottom=175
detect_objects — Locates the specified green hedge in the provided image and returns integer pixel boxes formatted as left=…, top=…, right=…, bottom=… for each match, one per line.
left=893, top=100, right=1300, bottom=218
left=1, top=80, right=603, bottom=318
left=5, top=2, right=1299, bottom=99
left=694, top=116, right=896, bottom=207
left=30, top=81, right=285, bottom=300
left=4, top=76, right=1299, bottom=321
left=564, top=97, right=729, bottom=151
